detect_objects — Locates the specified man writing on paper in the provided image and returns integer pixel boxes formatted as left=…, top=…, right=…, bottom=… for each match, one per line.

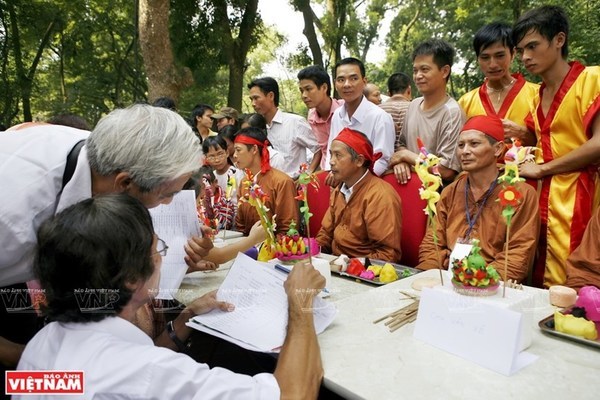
left=418, top=116, right=539, bottom=282
left=16, top=194, right=326, bottom=400
left=0, top=104, right=213, bottom=369
left=316, top=128, right=402, bottom=262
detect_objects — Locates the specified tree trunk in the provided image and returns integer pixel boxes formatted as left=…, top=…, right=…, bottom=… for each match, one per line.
left=331, top=0, right=347, bottom=66
left=293, top=0, right=324, bottom=67
left=213, top=0, right=258, bottom=111
left=359, top=0, right=387, bottom=61
left=138, top=0, right=193, bottom=103
left=7, top=0, right=56, bottom=122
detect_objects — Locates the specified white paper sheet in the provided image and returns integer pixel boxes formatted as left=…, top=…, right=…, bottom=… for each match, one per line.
left=149, top=190, right=201, bottom=300
left=190, top=253, right=337, bottom=352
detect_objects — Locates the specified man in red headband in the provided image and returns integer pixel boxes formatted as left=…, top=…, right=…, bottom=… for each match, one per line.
left=418, top=115, right=539, bottom=282
left=233, top=127, right=299, bottom=236
left=316, top=128, right=402, bottom=262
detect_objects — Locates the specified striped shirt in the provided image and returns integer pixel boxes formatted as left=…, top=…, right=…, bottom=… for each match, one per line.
left=379, top=94, right=410, bottom=151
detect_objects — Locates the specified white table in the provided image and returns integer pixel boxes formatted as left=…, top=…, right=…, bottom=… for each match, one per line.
left=175, top=252, right=374, bottom=305
left=318, top=270, right=600, bottom=400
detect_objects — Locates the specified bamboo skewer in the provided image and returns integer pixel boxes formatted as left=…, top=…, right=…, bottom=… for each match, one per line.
left=390, top=315, right=417, bottom=332
left=373, top=308, right=405, bottom=324
left=373, top=300, right=420, bottom=332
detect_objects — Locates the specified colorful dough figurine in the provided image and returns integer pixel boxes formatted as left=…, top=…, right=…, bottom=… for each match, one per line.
left=451, top=239, right=501, bottom=296
left=379, top=263, right=398, bottom=283
left=554, top=310, right=598, bottom=340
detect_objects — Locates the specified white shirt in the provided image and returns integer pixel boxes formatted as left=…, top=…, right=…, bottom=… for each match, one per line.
left=267, top=109, right=320, bottom=178
left=340, top=170, right=369, bottom=202
left=268, top=146, right=286, bottom=174
left=215, top=165, right=245, bottom=204
left=326, top=96, right=395, bottom=176
left=0, top=125, right=90, bottom=286
left=16, top=317, right=280, bottom=399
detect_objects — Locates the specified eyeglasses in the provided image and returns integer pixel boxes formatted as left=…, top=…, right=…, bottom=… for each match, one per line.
left=206, top=151, right=227, bottom=161
left=153, top=237, right=169, bottom=257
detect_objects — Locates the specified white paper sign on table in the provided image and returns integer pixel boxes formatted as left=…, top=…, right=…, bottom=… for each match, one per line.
left=413, top=287, right=537, bottom=376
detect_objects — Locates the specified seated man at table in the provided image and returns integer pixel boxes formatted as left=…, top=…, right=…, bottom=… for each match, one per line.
left=565, top=206, right=600, bottom=290
left=418, top=115, right=539, bottom=282
left=316, top=128, right=402, bottom=262
left=234, top=127, right=299, bottom=236
left=17, top=194, right=325, bottom=399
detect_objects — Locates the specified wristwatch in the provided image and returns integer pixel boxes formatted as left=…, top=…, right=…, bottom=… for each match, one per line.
left=166, top=320, right=189, bottom=352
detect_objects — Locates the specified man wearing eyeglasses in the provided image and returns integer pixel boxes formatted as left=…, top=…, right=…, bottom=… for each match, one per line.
left=0, top=104, right=212, bottom=371
left=15, top=194, right=326, bottom=399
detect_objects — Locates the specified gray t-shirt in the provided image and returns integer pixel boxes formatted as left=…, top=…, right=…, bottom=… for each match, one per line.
left=399, top=95, right=465, bottom=172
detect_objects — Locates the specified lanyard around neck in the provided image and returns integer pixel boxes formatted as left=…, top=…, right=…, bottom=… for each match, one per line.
left=464, top=178, right=498, bottom=239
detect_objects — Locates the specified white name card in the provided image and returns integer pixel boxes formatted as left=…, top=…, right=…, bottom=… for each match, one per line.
left=413, top=287, right=537, bottom=375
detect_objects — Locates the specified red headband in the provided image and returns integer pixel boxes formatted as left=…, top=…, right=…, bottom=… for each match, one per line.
left=461, top=115, right=504, bottom=142
left=334, top=127, right=381, bottom=172
left=234, top=135, right=271, bottom=174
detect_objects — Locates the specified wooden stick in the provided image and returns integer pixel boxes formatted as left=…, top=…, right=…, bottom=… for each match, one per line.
left=373, top=299, right=420, bottom=332
left=503, top=226, right=510, bottom=298
left=383, top=305, right=418, bottom=326
left=386, top=310, right=418, bottom=329
left=390, top=315, right=417, bottom=332
left=373, top=307, right=407, bottom=324
left=399, top=290, right=419, bottom=300
left=373, top=299, right=419, bottom=323
left=432, top=217, right=444, bottom=286
left=305, top=215, right=313, bottom=265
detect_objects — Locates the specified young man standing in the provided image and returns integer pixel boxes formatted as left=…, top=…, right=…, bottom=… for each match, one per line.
left=316, top=128, right=402, bottom=262
left=212, top=106, right=239, bottom=132
left=325, top=57, right=395, bottom=181
left=390, top=39, right=465, bottom=185
left=513, top=5, right=600, bottom=287
left=248, top=77, right=321, bottom=178
left=298, top=65, right=344, bottom=171
left=379, top=72, right=413, bottom=151
left=459, top=22, right=538, bottom=146
left=190, top=104, right=217, bottom=143
left=418, top=116, right=539, bottom=282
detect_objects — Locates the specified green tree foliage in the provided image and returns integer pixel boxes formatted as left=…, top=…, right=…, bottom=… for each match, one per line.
left=0, top=0, right=145, bottom=127
left=1, top=0, right=599, bottom=128
left=382, top=0, right=600, bottom=98
left=291, top=0, right=393, bottom=71
left=170, top=0, right=261, bottom=114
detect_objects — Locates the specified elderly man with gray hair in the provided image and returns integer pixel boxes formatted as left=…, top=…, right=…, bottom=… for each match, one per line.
left=0, top=103, right=210, bottom=369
